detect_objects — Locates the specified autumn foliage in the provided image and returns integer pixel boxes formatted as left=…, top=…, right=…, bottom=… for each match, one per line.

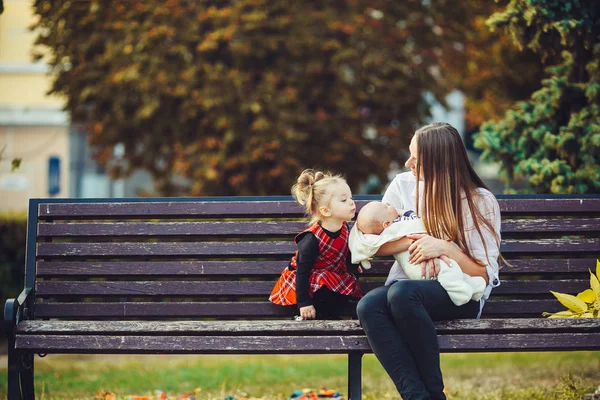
left=33, top=0, right=459, bottom=195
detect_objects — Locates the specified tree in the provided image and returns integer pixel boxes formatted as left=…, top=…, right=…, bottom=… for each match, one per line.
left=432, top=0, right=545, bottom=133
left=32, top=0, right=458, bottom=195
left=474, top=0, right=600, bottom=194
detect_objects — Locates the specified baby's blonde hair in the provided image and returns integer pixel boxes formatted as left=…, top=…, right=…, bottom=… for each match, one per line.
left=356, top=201, right=387, bottom=235
left=292, top=169, right=346, bottom=225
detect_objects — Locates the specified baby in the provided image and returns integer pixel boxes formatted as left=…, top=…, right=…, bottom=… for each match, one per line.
left=349, top=201, right=486, bottom=306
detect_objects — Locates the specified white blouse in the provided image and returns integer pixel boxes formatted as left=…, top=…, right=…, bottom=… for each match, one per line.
left=382, top=172, right=502, bottom=316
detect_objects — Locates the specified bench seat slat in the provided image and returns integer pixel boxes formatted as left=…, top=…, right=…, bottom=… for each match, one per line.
left=35, top=258, right=599, bottom=278
left=35, top=238, right=600, bottom=257
left=440, top=333, right=600, bottom=352
left=15, top=333, right=600, bottom=354
left=35, top=279, right=590, bottom=297
left=17, top=319, right=600, bottom=335
left=37, top=218, right=600, bottom=237
left=16, top=334, right=369, bottom=354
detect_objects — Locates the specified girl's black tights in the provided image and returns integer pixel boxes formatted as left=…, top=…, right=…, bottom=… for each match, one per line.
left=310, top=287, right=349, bottom=320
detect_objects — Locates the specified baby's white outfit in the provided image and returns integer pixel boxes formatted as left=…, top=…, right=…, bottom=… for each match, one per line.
left=349, top=217, right=487, bottom=306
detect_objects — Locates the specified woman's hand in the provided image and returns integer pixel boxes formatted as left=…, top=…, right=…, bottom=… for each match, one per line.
left=299, top=305, right=316, bottom=320
left=407, top=234, right=450, bottom=264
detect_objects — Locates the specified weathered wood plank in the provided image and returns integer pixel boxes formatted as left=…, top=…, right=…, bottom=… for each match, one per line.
left=501, top=218, right=600, bottom=233
left=438, top=333, right=600, bottom=352
left=36, top=260, right=291, bottom=277
left=16, top=334, right=368, bottom=354
left=34, top=279, right=589, bottom=298
left=37, top=218, right=600, bottom=237
left=14, top=332, right=600, bottom=354
left=35, top=238, right=600, bottom=258
left=18, top=320, right=366, bottom=335
left=491, top=279, right=590, bottom=295
left=39, top=201, right=306, bottom=219
left=496, top=198, right=600, bottom=215
left=37, top=221, right=307, bottom=237
left=35, top=258, right=598, bottom=278
left=32, top=299, right=567, bottom=319
left=497, top=238, right=599, bottom=254
left=496, top=258, right=598, bottom=275
left=17, top=319, right=600, bottom=336
left=36, top=241, right=296, bottom=257
left=34, top=301, right=295, bottom=319
left=483, top=299, right=565, bottom=315
left=35, top=280, right=278, bottom=297
left=37, top=198, right=600, bottom=219
left=435, top=318, right=600, bottom=333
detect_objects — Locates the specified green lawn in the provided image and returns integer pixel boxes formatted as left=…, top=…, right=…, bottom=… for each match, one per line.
left=1, top=352, right=599, bottom=399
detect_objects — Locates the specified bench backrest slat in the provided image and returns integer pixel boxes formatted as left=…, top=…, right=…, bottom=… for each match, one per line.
left=31, top=299, right=572, bottom=319
left=37, top=218, right=600, bottom=237
left=35, top=238, right=599, bottom=257
left=39, top=201, right=306, bottom=219
left=35, top=279, right=590, bottom=297
left=34, top=258, right=599, bottom=277
left=38, top=198, right=600, bottom=218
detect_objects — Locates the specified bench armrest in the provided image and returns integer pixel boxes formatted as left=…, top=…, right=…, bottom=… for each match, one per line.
left=4, top=287, right=32, bottom=338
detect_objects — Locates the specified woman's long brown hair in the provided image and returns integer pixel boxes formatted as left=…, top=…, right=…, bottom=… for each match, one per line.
left=414, top=122, right=500, bottom=268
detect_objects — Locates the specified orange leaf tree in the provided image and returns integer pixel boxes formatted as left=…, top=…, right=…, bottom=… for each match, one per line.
left=32, top=0, right=464, bottom=195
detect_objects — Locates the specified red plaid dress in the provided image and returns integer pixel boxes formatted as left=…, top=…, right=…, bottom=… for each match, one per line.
left=269, top=222, right=362, bottom=306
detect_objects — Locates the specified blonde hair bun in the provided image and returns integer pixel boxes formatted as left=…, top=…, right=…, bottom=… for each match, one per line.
left=291, top=169, right=346, bottom=223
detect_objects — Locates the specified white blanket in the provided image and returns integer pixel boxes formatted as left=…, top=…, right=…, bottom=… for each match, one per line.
left=349, top=219, right=486, bottom=306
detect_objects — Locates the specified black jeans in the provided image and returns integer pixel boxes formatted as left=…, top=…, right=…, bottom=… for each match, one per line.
left=356, top=280, right=479, bottom=400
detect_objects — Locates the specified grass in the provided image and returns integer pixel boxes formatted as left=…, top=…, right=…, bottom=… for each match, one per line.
left=0, top=352, right=599, bottom=399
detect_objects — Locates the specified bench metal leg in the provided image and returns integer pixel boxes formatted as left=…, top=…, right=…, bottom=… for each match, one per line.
left=21, top=354, right=35, bottom=400
left=348, top=352, right=363, bottom=400
left=7, top=346, right=23, bottom=400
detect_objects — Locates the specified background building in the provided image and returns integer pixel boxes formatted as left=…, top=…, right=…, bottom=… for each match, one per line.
left=0, top=0, right=152, bottom=212
left=0, top=0, right=69, bottom=211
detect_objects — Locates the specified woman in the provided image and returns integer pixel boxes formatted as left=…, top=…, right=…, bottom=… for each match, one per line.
left=356, top=122, right=501, bottom=400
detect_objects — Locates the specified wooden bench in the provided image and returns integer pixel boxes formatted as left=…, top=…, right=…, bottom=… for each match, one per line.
left=4, top=195, right=600, bottom=400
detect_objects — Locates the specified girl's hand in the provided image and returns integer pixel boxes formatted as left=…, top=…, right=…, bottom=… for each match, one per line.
left=299, top=305, right=316, bottom=320
left=420, top=255, right=456, bottom=279
left=407, top=234, right=449, bottom=264
left=420, top=258, right=441, bottom=279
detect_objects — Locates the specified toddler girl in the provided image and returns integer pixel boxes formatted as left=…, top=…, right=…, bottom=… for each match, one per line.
left=269, top=169, right=362, bottom=320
